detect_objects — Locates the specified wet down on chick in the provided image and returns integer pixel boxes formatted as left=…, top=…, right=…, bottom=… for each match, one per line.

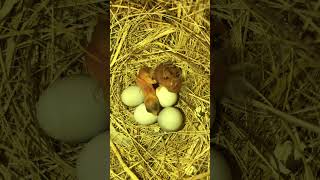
left=136, top=66, right=161, bottom=115
left=153, top=62, right=183, bottom=93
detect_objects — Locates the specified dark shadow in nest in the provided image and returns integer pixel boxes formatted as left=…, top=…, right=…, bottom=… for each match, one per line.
left=174, top=107, right=186, bottom=132
left=211, top=16, right=254, bottom=137
left=210, top=17, right=234, bottom=137
left=211, top=143, right=243, bottom=179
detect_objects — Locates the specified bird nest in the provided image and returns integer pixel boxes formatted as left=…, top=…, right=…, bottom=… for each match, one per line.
left=0, top=0, right=209, bottom=179
left=3, top=0, right=320, bottom=179
left=0, top=1, right=107, bottom=179
left=109, top=0, right=210, bottom=179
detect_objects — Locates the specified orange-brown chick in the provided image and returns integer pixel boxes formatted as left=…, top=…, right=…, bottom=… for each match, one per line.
left=153, top=62, right=182, bottom=93
left=137, top=67, right=157, bottom=85
left=136, top=67, right=160, bottom=115
left=143, top=92, right=160, bottom=116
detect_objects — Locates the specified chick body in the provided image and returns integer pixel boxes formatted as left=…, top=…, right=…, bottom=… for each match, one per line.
left=153, top=62, right=182, bottom=93
left=136, top=67, right=160, bottom=115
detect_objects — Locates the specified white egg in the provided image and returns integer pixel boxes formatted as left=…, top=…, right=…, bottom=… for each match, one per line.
left=211, top=148, right=232, bottom=180
left=36, top=75, right=107, bottom=142
left=76, top=132, right=109, bottom=180
left=121, top=86, right=144, bottom=107
left=134, top=103, right=158, bottom=125
left=157, top=107, right=183, bottom=132
left=156, top=86, right=178, bottom=107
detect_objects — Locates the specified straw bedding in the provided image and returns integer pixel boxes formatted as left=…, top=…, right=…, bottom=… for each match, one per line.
left=214, top=0, right=320, bottom=179
left=2, top=0, right=319, bottom=179
left=110, top=0, right=210, bottom=179
left=0, top=1, right=107, bottom=179
left=0, top=0, right=210, bottom=179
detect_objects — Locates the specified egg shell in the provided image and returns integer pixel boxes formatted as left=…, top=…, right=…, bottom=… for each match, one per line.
left=36, top=75, right=107, bottom=142
left=76, top=132, right=109, bottom=180
left=121, top=86, right=144, bottom=107
left=134, top=103, right=158, bottom=125
left=156, top=86, right=178, bottom=107
left=211, top=149, right=232, bottom=180
left=157, top=107, right=183, bottom=132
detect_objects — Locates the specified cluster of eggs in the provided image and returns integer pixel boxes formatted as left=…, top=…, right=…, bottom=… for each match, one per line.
left=121, top=85, right=184, bottom=132
left=36, top=75, right=234, bottom=180
left=36, top=75, right=108, bottom=180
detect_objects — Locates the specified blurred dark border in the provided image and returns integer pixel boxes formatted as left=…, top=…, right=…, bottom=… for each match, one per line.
left=105, top=1, right=110, bottom=179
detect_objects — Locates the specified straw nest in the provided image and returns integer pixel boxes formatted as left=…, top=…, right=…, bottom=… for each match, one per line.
left=0, top=1, right=107, bottom=179
left=4, top=0, right=319, bottom=179
left=214, top=0, right=320, bottom=179
left=0, top=0, right=209, bottom=179
left=110, top=0, right=210, bottom=179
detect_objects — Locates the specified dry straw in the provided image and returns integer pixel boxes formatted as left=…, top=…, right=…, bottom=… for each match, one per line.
left=110, top=0, right=210, bottom=179
left=0, top=0, right=209, bottom=179
left=2, top=0, right=320, bottom=179
left=213, top=0, right=320, bottom=179
left=0, top=1, right=107, bottom=179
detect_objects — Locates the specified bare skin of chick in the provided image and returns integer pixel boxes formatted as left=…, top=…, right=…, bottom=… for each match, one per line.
left=136, top=67, right=160, bottom=115
left=137, top=67, right=157, bottom=85
left=153, top=62, right=182, bottom=93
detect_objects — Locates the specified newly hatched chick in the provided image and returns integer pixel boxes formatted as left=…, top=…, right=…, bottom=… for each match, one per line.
left=136, top=67, right=160, bottom=115
left=153, top=62, right=182, bottom=93
left=137, top=66, right=157, bottom=85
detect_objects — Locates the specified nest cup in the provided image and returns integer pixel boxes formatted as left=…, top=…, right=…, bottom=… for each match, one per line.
left=110, top=0, right=210, bottom=179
